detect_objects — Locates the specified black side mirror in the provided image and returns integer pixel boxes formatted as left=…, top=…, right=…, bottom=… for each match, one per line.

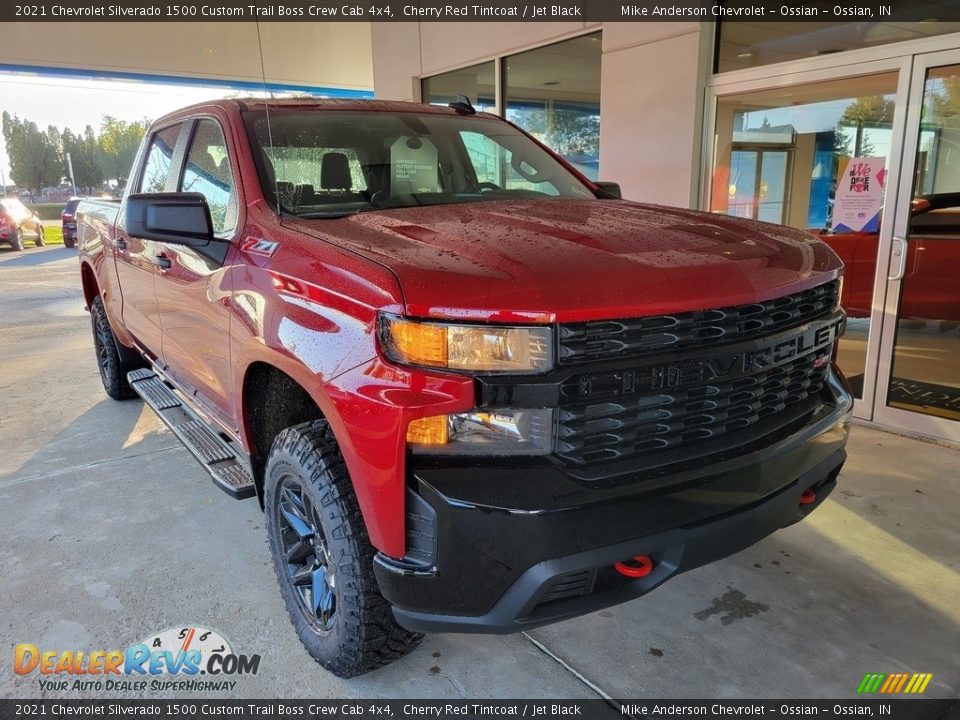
left=594, top=181, right=622, bottom=200
left=126, top=192, right=213, bottom=245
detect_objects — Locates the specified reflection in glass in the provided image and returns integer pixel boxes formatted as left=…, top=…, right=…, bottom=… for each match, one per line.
left=180, top=119, right=236, bottom=235
left=712, top=74, right=899, bottom=399
left=887, top=65, right=960, bottom=422
left=504, top=33, right=601, bottom=180
left=139, top=124, right=182, bottom=193
left=422, top=62, right=495, bottom=113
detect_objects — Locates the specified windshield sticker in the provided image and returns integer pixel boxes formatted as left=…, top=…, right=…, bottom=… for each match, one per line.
left=390, top=136, right=440, bottom=195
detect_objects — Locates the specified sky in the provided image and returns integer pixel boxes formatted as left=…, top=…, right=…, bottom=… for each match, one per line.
left=0, top=72, right=244, bottom=188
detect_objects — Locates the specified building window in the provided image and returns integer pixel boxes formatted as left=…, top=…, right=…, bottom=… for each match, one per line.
left=420, top=32, right=602, bottom=181
left=717, top=20, right=960, bottom=74
left=422, top=61, right=495, bottom=113
left=711, top=73, right=898, bottom=232
left=504, top=32, right=602, bottom=180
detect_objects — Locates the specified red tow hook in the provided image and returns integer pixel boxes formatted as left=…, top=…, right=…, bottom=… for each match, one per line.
left=614, top=554, right=654, bottom=578
left=800, top=488, right=817, bottom=506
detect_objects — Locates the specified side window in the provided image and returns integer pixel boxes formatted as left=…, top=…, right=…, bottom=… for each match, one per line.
left=461, top=130, right=502, bottom=187
left=139, top=124, right=182, bottom=193
left=180, top=119, right=237, bottom=236
left=460, top=130, right=560, bottom=196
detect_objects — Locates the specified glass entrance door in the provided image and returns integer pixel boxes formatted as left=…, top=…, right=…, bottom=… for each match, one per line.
left=875, top=51, right=960, bottom=439
left=709, top=71, right=905, bottom=419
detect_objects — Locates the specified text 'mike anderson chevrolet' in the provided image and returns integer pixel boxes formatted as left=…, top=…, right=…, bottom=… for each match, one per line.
left=77, top=97, right=852, bottom=676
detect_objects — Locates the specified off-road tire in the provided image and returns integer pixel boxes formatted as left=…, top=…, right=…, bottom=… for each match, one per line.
left=35, top=226, right=44, bottom=247
left=264, top=420, right=423, bottom=677
left=90, top=295, right=138, bottom=401
left=11, top=228, right=23, bottom=251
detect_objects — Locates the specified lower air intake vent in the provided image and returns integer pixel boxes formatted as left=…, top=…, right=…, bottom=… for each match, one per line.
left=540, top=569, right=596, bottom=604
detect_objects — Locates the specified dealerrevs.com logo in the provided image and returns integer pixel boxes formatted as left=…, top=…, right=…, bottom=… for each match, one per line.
left=14, top=625, right=261, bottom=693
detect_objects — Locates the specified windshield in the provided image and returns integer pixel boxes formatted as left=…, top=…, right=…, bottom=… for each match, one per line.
left=243, top=110, right=595, bottom=217
left=1, top=200, right=28, bottom=217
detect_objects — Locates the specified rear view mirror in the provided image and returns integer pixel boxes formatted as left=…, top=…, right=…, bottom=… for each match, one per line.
left=126, top=192, right=213, bottom=245
left=594, top=182, right=622, bottom=200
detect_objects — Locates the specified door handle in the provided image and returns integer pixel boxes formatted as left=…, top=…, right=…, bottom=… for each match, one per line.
left=115, top=238, right=127, bottom=251
left=888, top=236, right=908, bottom=281
left=154, top=253, right=172, bottom=269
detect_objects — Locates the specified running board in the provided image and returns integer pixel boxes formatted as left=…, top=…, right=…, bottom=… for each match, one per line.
left=127, top=368, right=255, bottom=499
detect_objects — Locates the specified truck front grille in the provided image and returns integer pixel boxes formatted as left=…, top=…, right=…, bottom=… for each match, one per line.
left=557, top=352, right=828, bottom=470
left=554, top=280, right=845, bottom=483
left=557, top=281, right=839, bottom=365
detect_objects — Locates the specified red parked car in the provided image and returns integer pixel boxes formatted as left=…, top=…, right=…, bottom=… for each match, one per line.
left=822, top=192, right=960, bottom=322
left=77, top=98, right=851, bottom=676
left=0, top=197, right=44, bottom=250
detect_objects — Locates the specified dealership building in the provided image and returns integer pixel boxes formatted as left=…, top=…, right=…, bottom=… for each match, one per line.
left=3, top=17, right=960, bottom=444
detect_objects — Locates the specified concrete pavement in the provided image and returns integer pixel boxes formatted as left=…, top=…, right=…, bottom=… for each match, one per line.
left=0, top=245, right=957, bottom=700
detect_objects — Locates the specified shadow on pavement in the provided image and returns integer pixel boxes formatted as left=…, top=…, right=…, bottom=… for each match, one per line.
left=0, top=246, right=76, bottom=268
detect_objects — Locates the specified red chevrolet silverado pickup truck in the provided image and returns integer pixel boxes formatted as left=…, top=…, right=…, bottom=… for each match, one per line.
left=77, top=98, right=852, bottom=677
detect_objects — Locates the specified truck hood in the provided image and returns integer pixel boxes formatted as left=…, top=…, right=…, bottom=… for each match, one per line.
left=287, top=199, right=842, bottom=323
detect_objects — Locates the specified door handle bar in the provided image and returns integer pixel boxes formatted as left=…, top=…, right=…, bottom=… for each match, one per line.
left=887, top=236, right=908, bottom=281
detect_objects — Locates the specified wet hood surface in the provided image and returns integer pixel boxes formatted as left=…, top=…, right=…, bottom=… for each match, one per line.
left=287, top=199, right=842, bottom=323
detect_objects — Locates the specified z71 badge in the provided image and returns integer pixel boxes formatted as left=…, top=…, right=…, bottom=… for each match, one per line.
left=240, top=237, right=279, bottom=257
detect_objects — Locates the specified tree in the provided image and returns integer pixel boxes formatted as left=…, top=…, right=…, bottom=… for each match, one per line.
left=835, top=96, right=895, bottom=158
left=929, top=76, right=960, bottom=128
left=2, top=112, right=63, bottom=195
left=98, top=116, right=149, bottom=188
left=507, top=105, right=600, bottom=160
left=47, top=125, right=64, bottom=174
left=63, top=125, right=105, bottom=194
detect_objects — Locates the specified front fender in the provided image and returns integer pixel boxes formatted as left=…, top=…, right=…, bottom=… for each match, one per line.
left=319, top=359, right=473, bottom=558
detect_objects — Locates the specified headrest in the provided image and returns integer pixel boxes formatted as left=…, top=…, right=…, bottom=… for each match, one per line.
left=321, top=153, right=352, bottom=191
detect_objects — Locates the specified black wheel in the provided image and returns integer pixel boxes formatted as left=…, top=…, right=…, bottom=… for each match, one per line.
left=264, top=421, right=422, bottom=677
left=64, top=237, right=76, bottom=249
left=90, top=296, right=138, bottom=400
left=35, top=226, right=44, bottom=247
left=11, top=228, right=23, bottom=251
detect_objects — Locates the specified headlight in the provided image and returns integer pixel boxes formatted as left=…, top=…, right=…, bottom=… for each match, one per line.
left=379, top=315, right=554, bottom=373
left=407, top=408, right=554, bottom=455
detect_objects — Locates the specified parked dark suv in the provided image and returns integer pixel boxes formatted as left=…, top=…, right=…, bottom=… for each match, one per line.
left=0, top=198, right=44, bottom=250
left=61, top=198, right=80, bottom=249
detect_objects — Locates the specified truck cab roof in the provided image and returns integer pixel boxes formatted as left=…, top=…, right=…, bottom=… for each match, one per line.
left=153, top=96, right=497, bottom=126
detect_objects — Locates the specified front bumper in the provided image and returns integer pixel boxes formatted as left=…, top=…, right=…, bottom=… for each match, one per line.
left=375, top=369, right=852, bottom=634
